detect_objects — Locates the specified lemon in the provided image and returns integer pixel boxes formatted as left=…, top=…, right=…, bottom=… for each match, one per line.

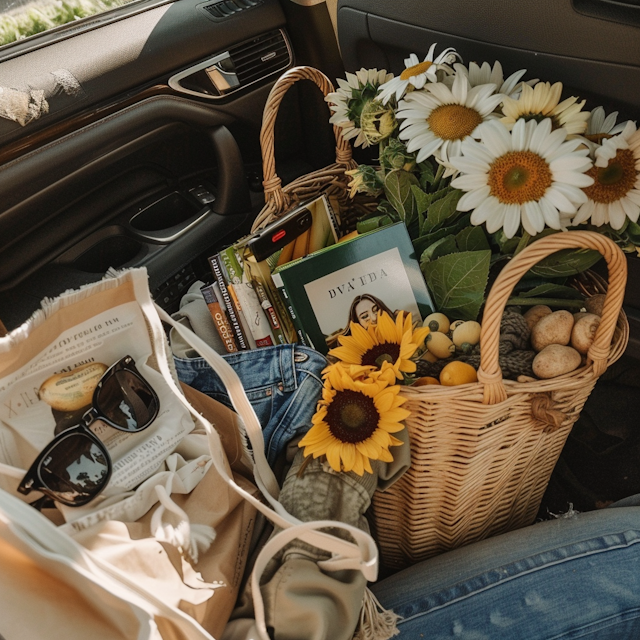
left=439, top=361, right=478, bottom=386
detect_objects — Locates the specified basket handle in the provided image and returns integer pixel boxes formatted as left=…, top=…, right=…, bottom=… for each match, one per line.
left=260, top=66, right=353, bottom=213
left=478, top=230, right=627, bottom=405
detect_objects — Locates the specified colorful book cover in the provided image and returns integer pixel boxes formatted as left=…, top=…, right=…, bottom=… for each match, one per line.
left=220, top=246, right=274, bottom=348
left=201, top=283, right=238, bottom=353
left=208, top=254, right=249, bottom=350
left=274, top=222, right=434, bottom=354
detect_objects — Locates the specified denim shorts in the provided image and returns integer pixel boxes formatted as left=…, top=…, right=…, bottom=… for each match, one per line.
left=174, top=344, right=327, bottom=466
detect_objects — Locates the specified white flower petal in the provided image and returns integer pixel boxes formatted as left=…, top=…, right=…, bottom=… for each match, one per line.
left=549, top=155, right=593, bottom=172
left=523, top=200, right=545, bottom=233
left=415, top=138, right=444, bottom=162
left=545, top=186, right=578, bottom=213
left=502, top=203, right=521, bottom=238
left=451, top=173, right=489, bottom=190
left=609, top=200, right=627, bottom=230
left=450, top=156, right=490, bottom=174
left=538, top=196, right=562, bottom=229
left=480, top=121, right=511, bottom=157
left=457, top=186, right=492, bottom=211
left=551, top=170, right=594, bottom=188
left=572, top=199, right=594, bottom=226
left=485, top=202, right=508, bottom=234
left=551, top=182, right=589, bottom=205
left=470, top=195, right=501, bottom=225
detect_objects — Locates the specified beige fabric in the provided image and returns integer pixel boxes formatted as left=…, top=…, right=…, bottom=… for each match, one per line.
left=0, top=536, right=133, bottom=640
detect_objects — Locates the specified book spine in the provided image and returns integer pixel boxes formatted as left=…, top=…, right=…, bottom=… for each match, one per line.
left=252, top=279, right=287, bottom=345
left=271, top=272, right=310, bottom=347
left=200, top=284, right=238, bottom=353
left=209, top=254, right=249, bottom=350
left=228, top=284, right=257, bottom=349
left=222, top=246, right=274, bottom=348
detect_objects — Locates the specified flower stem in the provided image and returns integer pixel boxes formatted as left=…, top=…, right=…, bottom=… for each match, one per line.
left=432, top=163, right=445, bottom=191
left=514, top=231, right=531, bottom=256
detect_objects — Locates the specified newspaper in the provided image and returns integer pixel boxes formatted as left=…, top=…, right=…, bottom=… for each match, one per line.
left=0, top=270, right=195, bottom=519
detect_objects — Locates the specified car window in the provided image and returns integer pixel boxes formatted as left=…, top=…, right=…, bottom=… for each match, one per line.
left=0, top=0, right=143, bottom=47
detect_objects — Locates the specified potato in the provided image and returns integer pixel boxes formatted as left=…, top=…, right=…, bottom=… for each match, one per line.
left=523, top=305, right=552, bottom=331
left=531, top=310, right=574, bottom=352
left=532, top=344, right=582, bottom=379
left=585, top=294, right=606, bottom=317
left=571, top=313, right=601, bottom=355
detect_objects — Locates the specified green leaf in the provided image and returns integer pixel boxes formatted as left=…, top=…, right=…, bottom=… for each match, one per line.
left=420, top=235, right=458, bottom=265
left=422, top=250, right=492, bottom=321
left=529, top=249, right=603, bottom=278
left=356, top=214, right=392, bottom=234
left=412, top=213, right=472, bottom=256
left=383, top=170, right=420, bottom=225
left=456, top=226, right=490, bottom=252
left=422, top=189, right=463, bottom=234
left=417, top=160, right=436, bottom=190
left=411, top=184, right=432, bottom=216
left=376, top=200, right=398, bottom=221
left=626, top=221, right=640, bottom=244
left=518, top=283, right=584, bottom=300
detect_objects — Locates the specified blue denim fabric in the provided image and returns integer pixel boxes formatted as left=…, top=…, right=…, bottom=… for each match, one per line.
left=174, top=344, right=327, bottom=466
left=372, top=499, right=640, bottom=639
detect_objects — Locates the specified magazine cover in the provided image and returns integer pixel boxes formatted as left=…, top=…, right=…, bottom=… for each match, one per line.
left=274, top=222, right=434, bottom=354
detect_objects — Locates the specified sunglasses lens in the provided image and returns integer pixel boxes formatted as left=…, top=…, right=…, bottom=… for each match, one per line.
left=39, top=433, right=110, bottom=505
left=97, top=369, right=158, bottom=432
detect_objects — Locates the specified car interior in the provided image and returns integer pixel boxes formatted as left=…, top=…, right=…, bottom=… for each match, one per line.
left=1, top=0, right=640, bottom=533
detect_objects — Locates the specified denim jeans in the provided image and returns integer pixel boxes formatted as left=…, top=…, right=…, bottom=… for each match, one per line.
left=174, top=344, right=327, bottom=466
left=372, top=496, right=640, bottom=639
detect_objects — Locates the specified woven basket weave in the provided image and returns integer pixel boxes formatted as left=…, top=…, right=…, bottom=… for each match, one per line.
left=252, top=66, right=374, bottom=234
left=371, top=231, right=629, bottom=570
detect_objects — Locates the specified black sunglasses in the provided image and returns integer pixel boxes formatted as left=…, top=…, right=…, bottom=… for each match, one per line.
left=18, top=355, right=159, bottom=507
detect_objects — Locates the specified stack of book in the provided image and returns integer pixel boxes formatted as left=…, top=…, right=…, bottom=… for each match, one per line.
left=203, top=198, right=435, bottom=356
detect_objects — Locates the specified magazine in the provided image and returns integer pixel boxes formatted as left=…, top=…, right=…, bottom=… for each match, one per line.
left=273, top=222, right=435, bottom=354
left=0, top=270, right=195, bottom=522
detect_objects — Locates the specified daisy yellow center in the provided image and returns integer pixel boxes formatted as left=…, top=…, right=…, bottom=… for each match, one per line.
left=427, top=105, right=483, bottom=141
left=400, top=61, right=433, bottom=81
left=361, top=342, right=401, bottom=369
left=520, top=113, right=562, bottom=131
left=487, top=151, right=552, bottom=204
left=326, top=389, right=379, bottom=444
left=583, top=149, right=637, bottom=204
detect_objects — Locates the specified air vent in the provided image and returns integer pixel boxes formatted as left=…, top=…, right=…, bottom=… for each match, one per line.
left=202, top=0, right=263, bottom=19
left=228, top=30, right=290, bottom=86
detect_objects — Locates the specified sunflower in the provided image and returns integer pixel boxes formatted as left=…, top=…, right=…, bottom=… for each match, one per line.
left=572, top=120, right=640, bottom=230
left=298, top=365, right=409, bottom=476
left=501, top=82, right=589, bottom=136
left=396, top=72, right=505, bottom=168
left=377, top=44, right=459, bottom=105
left=449, top=60, right=536, bottom=99
left=325, top=68, right=393, bottom=148
left=329, top=310, right=429, bottom=385
left=450, top=118, right=594, bottom=238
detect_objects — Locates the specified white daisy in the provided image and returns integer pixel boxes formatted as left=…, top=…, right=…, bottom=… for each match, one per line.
left=449, top=60, right=537, bottom=99
left=501, top=82, right=590, bottom=136
left=396, top=72, right=505, bottom=167
left=377, top=44, right=460, bottom=105
left=325, top=68, right=393, bottom=148
left=450, top=118, right=593, bottom=238
left=579, top=106, right=632, bottom=155
left=572, top=120, right=640, bottom=230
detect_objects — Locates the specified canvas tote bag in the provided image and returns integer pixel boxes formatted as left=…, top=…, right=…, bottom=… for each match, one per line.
left=0, top=268, right=380, bottom=640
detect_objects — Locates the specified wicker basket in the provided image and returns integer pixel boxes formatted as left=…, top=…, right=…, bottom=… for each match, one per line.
left=252, top=65, right=374, bottom=234
left=254, top=68, right=630, bottom=571
left=371, top=231, right=629, bottom=570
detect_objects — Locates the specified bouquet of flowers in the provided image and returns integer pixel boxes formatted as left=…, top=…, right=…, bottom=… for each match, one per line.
left=326, top=45, right=640, bottom=321
left=298, top=310, right=428, bottom=475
